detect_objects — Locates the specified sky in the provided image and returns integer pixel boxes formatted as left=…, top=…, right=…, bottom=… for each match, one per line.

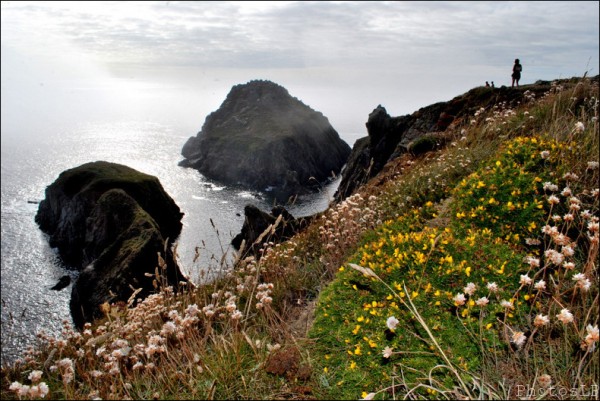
left=1, top=1, right=599, bottom=136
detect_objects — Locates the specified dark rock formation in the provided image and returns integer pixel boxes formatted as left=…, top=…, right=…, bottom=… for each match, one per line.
left=335, top=84, right=555, bottom=202
left=70, top=189, right=184, bottom=328
left=231, top=204, right=312, bottom=257
left=36, top=161, right=183, bottom=267
left=50, top=275, right=71, bottom=291
left=180, top=80, right=351, bottom=202
left=35, top=161, right=186, bottom=328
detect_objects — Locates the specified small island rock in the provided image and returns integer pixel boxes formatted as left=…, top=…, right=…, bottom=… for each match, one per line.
left=180, top=80, right=351, bottom=202
left=35, top=161, right=186, bottom=328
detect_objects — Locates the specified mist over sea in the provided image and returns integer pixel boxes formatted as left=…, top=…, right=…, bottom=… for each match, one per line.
left=0, top=77, right=364, bottom=365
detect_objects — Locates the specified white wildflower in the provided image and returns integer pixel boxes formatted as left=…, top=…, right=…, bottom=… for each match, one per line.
left=386, top=316, right=400, bottom=331
left=556, top=308, right=574, bottom=324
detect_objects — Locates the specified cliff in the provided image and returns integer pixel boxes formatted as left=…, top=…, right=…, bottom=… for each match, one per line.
left=335, top=82, right=558, bottom=202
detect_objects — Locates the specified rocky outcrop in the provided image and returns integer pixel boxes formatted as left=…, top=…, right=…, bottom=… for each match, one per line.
left=231, top=205, right=312, bottom=257
left=180, top=80, right=351, bottom=202
left=335, top=84, right=555, bottom=202
left=35, top=161, right=186, bottom=328
left=70, top=189, right=184, bottom=328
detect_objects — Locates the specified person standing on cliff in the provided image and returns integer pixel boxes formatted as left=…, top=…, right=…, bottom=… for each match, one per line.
left=512, top=58, right=522, bottom=87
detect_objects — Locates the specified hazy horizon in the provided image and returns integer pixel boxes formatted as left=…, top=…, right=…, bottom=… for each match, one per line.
left=2, top=1, right=599, bottom=138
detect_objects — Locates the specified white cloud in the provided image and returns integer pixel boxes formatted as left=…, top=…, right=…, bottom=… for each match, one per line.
left=2, top=1, right=598, bottom=133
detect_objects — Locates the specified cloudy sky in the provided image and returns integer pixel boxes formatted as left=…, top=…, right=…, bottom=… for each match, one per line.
left=1, top=1, right=599, bottom=135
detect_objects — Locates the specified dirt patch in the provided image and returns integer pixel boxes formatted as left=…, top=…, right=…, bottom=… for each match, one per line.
left=286, top=300, right=316, bottom=338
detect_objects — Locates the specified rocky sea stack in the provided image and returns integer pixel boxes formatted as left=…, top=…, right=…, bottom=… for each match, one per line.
left=180, top=80, right=351, bottom=202
left=35, top=161, right=186, bottom=328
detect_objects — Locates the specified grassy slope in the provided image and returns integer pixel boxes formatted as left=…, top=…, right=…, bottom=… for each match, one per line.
left=1, top=77, right=598, bottom=400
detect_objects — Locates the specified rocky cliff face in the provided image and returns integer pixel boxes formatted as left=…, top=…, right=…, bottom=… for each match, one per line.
left=35, top=161, right=186, bottom=328
left=335, top=83, right=555, bottom=202
left=180, top=80, right=351, bottom=202
left=231, top=205, right=312, bottom=258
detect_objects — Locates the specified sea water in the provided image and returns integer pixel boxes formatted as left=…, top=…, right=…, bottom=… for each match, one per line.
left=0, top=116, right=362, bottom=365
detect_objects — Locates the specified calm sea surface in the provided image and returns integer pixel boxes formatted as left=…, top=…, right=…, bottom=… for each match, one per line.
left=0, top=118, right=362, bottom=365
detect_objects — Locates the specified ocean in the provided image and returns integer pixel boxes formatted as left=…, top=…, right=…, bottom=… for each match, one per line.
left=0, top=110, right=362, bottom=366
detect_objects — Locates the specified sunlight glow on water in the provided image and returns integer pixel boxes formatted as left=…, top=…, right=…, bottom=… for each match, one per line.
left=0, top=119, right=348, bottom=365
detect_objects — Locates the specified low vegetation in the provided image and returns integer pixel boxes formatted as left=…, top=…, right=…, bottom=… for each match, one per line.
left=2, top=77, right=598, bottom=400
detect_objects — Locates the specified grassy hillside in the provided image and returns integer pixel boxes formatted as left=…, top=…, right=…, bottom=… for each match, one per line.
left=2, top=77, right=598, bottom=400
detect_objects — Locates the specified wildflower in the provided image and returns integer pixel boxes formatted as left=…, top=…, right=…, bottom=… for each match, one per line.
left=32, top=382, right=49, bottom=398
left=569, top=200, right=581, bottom=212
left=463, top=282, right=477, bottom=296
left=561, top=246, right=575, bottom=259
left=543, top=182, right=558, bottom=192
left=475, top=297, right=489, bottom=307
left=525, top=238, right=541, bottom=246
left=28, top=370, right=43, bottom=383
left=486, top=282, right=499, bottom=293
left=361, top=392, right=376, bottom=400
left=575, top=121, right=585, bottom=132
left=556, top=308, right=574, bottom=324
left=9, top=382, right=23, bottom=395
left=160, top=321, right=177, bottom=336
left=547, top=195, right=560, bottom=205
left=542, top=224, right=559, bottom=236
left=587, top=161, right=599, bottom=170
left=453, top=293, right=466, bottom=306
left=525, top=256, right=540, bottom=268
left=512, top=331, right=527, bottom=348
left=225, top=302, right=237, bottom=313
left=563, top=261, right=575, bottom=270
left=231, top=310, right=243, bottom=320
left=572, top=273, right=592, bottom=291
left=534, top=314, right=550, bottom=327
left=561, top=187, right=572, bottom=197
left=538, top=374, right=552, bottom=388
left=534, top=280, right=546, bottom=291
left=57, top=358, right=74, bottom=371
left=585, top=325, right=599, bottom=346
left=202, top=304, right=215, bottom=318
left=382, top=346, right=393, bottom=358
left=519, top=275, right=532, bottom=286
left=545, top=249, right=564, bottom=265
left=540, top=150, right=550, bottom=159
left=185, top=304, right=200, bottom=317
left=500, top=300, right=514, bottom=309
left=386, top=316, right=399, bottom=331
left=90, top=370, right=103, bottom=379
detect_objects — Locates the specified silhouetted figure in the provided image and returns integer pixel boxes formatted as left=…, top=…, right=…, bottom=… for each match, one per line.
left=485, top=81, right=490, bottom=87
left=512, top=58, right=522, bottom=87
left=491, top=81, right=495, bottom=88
